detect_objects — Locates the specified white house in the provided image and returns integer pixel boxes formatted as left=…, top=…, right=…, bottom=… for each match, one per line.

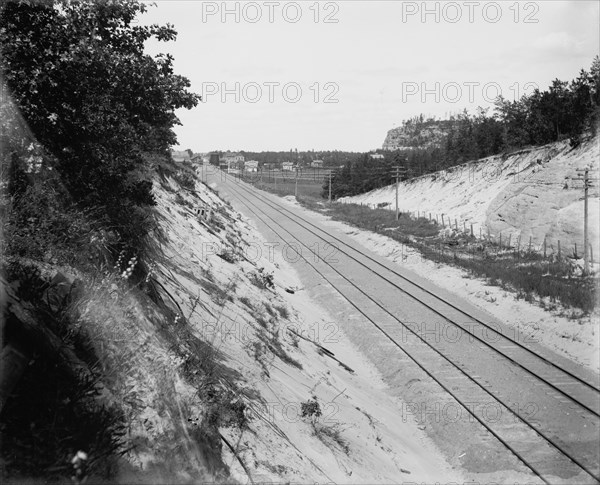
left=311, top=160, right=324, bottom=168
left=222, top=151, right=245, bottom=164
left=245, top=160, right=259, bottom=172
left=282, top=161, right=295, bottom=171
left=171, top=150, right=191, bottom=163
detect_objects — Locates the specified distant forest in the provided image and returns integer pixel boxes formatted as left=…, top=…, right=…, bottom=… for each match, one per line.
left=209, top=149, right=362, bottom=168
left=326, top=57, right=600, bottom=200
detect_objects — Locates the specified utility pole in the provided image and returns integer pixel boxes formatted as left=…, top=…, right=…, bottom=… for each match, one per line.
left=392, top=165, right=407, bottom=220
left=576, top=167, right=595, bottom=274
left=295, top=165, right=298, bottom=198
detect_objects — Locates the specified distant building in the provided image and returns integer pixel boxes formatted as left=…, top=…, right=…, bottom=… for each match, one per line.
left=370, top=153, right=385, bottom=160
left=171, top=150, right=191, bottom=163
left=209, top=153, right=221, bottom=166
left=282, top=161, right=295, bottom=171
left=311, top=160, right=324, bottom=168
left=222, top=151, right=245, bottom=164
left=245, top=160, right=259, bottom=172
left=263, top=162, right=277, bottom=170
left=227, top=159, right=244, bottom=174
left=190, top=154, right=203, bottom=164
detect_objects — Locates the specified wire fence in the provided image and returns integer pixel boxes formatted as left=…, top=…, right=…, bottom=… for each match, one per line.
left=341, top=199, right=597, bottom=266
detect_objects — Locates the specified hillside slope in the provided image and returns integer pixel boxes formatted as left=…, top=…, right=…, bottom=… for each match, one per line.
left=144, top=172, right=464, bottom=483
left=4, top=163, right=469, bottom=482
left=342, top=136, right=600, bottom=252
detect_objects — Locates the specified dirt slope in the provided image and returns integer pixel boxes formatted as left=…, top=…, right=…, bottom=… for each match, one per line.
left=108, top=170, right=464, bottom=482
left=341, top=136, right=600, bottom=252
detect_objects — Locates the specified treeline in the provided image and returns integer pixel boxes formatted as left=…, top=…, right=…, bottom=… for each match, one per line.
left=326, top=57, right=600, bottom=200
left=1, top=1, right=199, bottom=266
left=236, top=149, right=362, bottom=167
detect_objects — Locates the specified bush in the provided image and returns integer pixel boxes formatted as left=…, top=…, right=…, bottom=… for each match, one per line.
left=301, top=396, right=322, bottom=421
left=172, top=170, right=196, bottom=191
left=250, top=268, right=275, bottom=290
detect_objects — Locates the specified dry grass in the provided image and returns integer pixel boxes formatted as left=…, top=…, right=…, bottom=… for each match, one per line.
left=299, top=200, right=599, bottom=313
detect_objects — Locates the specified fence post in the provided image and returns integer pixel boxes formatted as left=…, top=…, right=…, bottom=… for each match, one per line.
left=499, top=233, right=502, bottom=248
left=558, top=240, right=561, bottom=260
left=480, top=227, right=482, bottom=239
left=590, top=244, right=594, bottom=266
left=441, top=214, right=445, bottom=228
left=470, top=223, right=474, bottom=237
left=507, top=233, right=512, bottom=248
left=574, top=242, right=578, bottom=259
left=543, top=237, right=547, bottom=258
left=463, top=221, right=466, bottom=233
left=455, top=218, right=458, bottom=230
left=429, top=212, right=432, bottom=221
left=528, top=236, right=532, bottom=253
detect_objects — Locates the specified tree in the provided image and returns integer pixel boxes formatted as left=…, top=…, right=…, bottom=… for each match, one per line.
left=1, top=0, right=200, bottom=251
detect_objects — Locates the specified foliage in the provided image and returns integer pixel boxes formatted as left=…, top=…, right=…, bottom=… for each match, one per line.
left=250, top=267, right=275, bottom=290
left=302, top=200, right=598, bottom=312
left=172, top=169, right=197, bottom=191
left=326, top=57, right=600, bottom=199
left=301, top=396, right=322, bottom=422
left=0, top=0, right=200, bottom=253
left=237, top=149, right=363, bottom=168
left=1, top=262, right=126, bottom=482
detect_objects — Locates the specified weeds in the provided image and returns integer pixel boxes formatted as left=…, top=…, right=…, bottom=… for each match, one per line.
left=300, top=396, right=349, bottom=455
left=274, top=305, right=290, bottom=319
left=239, top=296, right=254, bottom=309
left=175, top=192, right=193, bottom=209
left=1, top=262, right=126, bottom=482
left=298, top=199, right=599, bottom=313
left=313, top=422, right=350, bottom=455
left=217, top=250, right=238, bottom=264
left=301, top=396, right=322, bottom=421
left=250, top=268, right=275, bottom=291
left=172, top=170, right=197, bottom=191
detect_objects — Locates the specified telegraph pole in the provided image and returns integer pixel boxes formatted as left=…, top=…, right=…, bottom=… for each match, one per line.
left=576, top=167, right=594, bottom=274
left=295, top=165, right=298, bottom=198
left=392, top=166, right=407, bottom=220
left=395, top=167, right=399, bottom=220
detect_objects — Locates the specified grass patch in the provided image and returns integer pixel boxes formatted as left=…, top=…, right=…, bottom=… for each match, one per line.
left=236, top=173, right=324, bottom=199
left=239, top=296, right=254, bottom=309
left=1, top=262, right=126, bottom=482
left=274, top=304, right=290, bottom=320
left=249, top=268, right=275, bottom=291
left=298, top=200, right=599, bottom=313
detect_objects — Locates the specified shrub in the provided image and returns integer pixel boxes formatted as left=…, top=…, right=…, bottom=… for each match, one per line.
left=172, top=170, right=196, bottom=191
left=250, top=268, right=275, bottom=290
left=301, top=396, right=322, bottom=421
left=275, top=305, right=290, bottom=319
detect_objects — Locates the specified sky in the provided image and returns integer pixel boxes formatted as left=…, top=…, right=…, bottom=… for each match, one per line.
left=139, top=1, right=600, bottom=153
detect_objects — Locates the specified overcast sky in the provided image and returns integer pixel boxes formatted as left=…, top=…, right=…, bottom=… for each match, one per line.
left=140, top=1, right=599, bottom=153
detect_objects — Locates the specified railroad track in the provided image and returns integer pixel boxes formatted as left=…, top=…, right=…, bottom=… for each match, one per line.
left=210, top=169, right=600, bottom=484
